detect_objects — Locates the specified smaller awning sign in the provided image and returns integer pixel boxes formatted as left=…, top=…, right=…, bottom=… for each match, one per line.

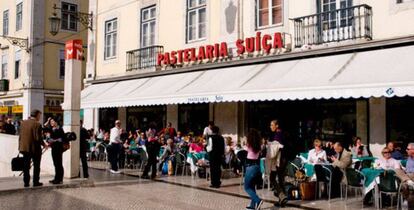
left=12, top=105, right=23, bottom=114
left=65, top=39, right=83, bottom=60
left=0, top=106, right=8, bottom=114
left=44, top=106, right=63, bottom=114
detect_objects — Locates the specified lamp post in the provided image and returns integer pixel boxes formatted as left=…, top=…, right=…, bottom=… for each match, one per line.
left=49, top=3, right=93, bottom=36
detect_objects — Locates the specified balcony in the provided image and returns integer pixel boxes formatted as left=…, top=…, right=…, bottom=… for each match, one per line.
left=292, top=4, right=372, bottom=48
left=126, top=45, right=164, bottom=71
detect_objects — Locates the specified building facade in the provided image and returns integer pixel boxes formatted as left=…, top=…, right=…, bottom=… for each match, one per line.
left=0, top=0, right=88, bottom=124
left=83, top=0, right=414, bottom=156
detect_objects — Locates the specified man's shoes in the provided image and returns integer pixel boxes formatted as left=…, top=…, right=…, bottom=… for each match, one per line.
left=245, top=206, right=255, bottom=210
left=33, top=182, right=43, bottom=187
left=110, top=170, right=121, bottom=174
left=24, top=183, right=30, bottom=188
left=255, top=200, right=264, bottom=210
left=209, top=185, right=220, bottom=189
left=51, top=180, right=63, bottom=185
left=141, top=175, right=150, bottom=179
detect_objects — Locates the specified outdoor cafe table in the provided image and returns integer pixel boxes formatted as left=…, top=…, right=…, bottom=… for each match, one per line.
left=361, top=168, right=396, bottom=208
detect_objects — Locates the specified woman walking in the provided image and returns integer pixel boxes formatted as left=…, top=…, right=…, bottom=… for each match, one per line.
left=244, top=129, right=264, bottom=210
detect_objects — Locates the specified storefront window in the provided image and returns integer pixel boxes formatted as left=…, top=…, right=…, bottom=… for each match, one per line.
left=126, top=106, right=165, bottom=132
left=99, top=108, right=118, bottom=132
left=178, top=104, right=209, bottom=135
left=247, top=100, right=356, bottom=152
left=387, top=97, right=414, bottom=150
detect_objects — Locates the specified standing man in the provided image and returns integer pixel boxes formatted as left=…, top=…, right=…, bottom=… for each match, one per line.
left=207, top=126, right=225, bottom=188
left=19, top=109, right=46, bottom=187
left=268, top=119, right=295, bottom=207
left=80, top=120, right=90, bottom=178
left=109, top=120, right=122, bottom=174
left=141, top=137, right=161, bottom=179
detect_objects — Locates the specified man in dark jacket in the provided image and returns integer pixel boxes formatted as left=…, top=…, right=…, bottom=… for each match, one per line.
left=4, top=118, right=16, bottom=135
left=207, top=126, right=225, bottom=188
left=19, top=109, right=46, bottom=187
left=80, top=120, right=90, bottom=178
left=141, top=137, right=161, bottom=179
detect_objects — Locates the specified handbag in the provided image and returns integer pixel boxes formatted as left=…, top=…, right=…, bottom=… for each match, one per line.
left=299, top=181, right=316, bottom=200
left=11, top=153, right=24, bottom=171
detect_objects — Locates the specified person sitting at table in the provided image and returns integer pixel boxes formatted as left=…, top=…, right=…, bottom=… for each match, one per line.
left=323, top=140, right=336, bottom=157
left=350, top=137, right=369, bottom=158
left=374, top=147, right=401, bottom=170
left=315, top=142, right=352, bottom=198
left=189, top=136, right=205, bottom=153
left=307, top=139, right=327, bottom=165
left=137, top=132, right=147, bottom=146
left=187, top=136, right=206, bottom=174
left=387, top=141, right=404, bottom=160
left=159, top=138, right=176, bottom=175
left=395, top=143, right=414, bottom=209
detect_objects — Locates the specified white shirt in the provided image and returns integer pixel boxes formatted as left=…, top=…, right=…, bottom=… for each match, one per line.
left=203, top=127, right=212, bottom=137
left=374, top=157, right=401, bottom=170
left=110, top=127, right=121, bottom=144
left=307, top=148, right=327, bottom=164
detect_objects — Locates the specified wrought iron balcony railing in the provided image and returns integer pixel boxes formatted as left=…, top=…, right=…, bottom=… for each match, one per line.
left=292, top=4, right=372, bottom=48
left=126, top=45, right=164, bottom=71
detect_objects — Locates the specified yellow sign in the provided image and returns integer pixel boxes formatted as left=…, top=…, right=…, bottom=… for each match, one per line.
left=44, top=106, right=63, bottom=114
left=0, top=106, right=8, bottom=114
left=12, top=105, right=23, bottom=114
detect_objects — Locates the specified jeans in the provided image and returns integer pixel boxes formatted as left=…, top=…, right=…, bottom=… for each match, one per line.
left=244, top=164, right=262, bottom=208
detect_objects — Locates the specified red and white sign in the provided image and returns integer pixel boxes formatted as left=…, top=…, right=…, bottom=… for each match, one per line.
left=157, top=32, right=285, bottom=67
left=65, top=39, right=83, bottom=60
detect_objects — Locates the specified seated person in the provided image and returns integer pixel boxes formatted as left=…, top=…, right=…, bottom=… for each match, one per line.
left=323, top=140, right=336, bottom=157
left=174, top=131, right=184, bottom=144
left=395, top=143, right=414, bottom=209
left=350, top=137, right=369, bottom=158
left=187, top=137, right=206, bottom=173
left=159, top=139, right=176, bottom=174
left=189, top=137, right=205, bottom=154
left=307, top=139, right=327, bottom=165
left=387, top=141, right=404, bottom=160
left=137, top=132, right=147, bottom=146
left=315, top=142, right=352, bottom=198
left=374, top=147, right=401, bottom=170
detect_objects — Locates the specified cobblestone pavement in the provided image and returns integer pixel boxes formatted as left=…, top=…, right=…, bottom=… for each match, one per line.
left=0, top=181, right=304, bottom=210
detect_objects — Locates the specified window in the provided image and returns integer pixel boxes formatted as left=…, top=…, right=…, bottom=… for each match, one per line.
left=61, top=2, right=77, bottom=31
left=186, top=0, right=206, bottom=42
left=14, top=50, right=21, bottom=79
left=104, top=18, right=117, bottom=59
left=256, top=0, right=283, bottom=28
left=320, top=0, right=353, bottom=29
left=1, top=54, right=7, bottom=79
left=16, top=3, right=22, bottom=31
left=3, top=10, right=9, bottom=35
left=59, top=50, right=65, bottom=79
left=141, top=6, right=156, bottom=47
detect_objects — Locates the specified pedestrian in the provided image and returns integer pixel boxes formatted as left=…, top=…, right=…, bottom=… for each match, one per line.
left=4, top=117, right=16, bottom=135
left=141, top=137, right=161, bottom=179
left=267, top=119, right=291, bottom=206
left=44, top=117, right=65, bottom=184
left=19, top=109, right=46, bottom=187
left=80, top=120, right=90, bottom=178
left=206, top=126, right=225, bottom=188
left=109, top=120, right=122, bottom=174
left=244, top=129, right=264, bottom=210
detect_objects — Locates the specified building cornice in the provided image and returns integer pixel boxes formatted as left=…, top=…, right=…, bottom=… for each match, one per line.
left=87, top=35, right=414, bottom=85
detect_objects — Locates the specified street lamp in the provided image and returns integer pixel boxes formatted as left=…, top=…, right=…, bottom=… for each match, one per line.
left=49, top=4, right=93, bottom=36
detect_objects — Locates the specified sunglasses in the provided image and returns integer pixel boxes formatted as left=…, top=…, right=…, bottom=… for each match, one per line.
left=382, top=151, right=390, bottom=154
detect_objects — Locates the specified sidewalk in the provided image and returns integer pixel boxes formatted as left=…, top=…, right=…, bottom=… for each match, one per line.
left=87, top=161, right=386, bottom=210
left=0, top=168, right=144, bottom=195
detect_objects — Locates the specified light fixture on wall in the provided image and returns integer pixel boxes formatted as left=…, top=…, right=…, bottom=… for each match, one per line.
left=49, top=3, right=93, bottom=36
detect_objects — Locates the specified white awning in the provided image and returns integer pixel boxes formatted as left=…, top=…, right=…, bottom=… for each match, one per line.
left=81, top=45, right=414, bottom=109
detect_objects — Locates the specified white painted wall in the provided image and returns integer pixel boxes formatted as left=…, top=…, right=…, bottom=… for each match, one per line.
left=0, top=133, right=54, bottom=178
left=214, top=102, right=238, bottom=143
